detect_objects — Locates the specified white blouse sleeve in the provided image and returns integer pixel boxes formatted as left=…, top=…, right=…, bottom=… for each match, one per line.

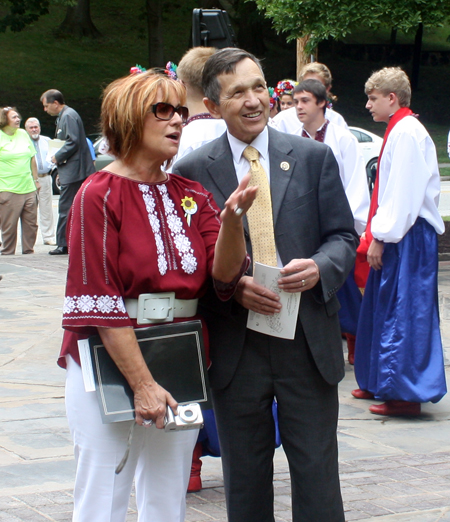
left=371, top=126, right=435, bottom=243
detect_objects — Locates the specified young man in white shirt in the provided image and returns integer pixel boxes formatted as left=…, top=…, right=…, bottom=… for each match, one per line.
left=353, top=67, right=447, bottom=416
left=271, top=62, right=348, bottom=133
left=292, top=79, right=370, bottom=362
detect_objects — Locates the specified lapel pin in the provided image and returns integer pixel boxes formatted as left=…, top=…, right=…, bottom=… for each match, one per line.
left=280, top=161, right=290, bottom=171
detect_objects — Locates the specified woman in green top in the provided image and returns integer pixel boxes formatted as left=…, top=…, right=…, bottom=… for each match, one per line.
left=0, top=107, right=39, bottom=255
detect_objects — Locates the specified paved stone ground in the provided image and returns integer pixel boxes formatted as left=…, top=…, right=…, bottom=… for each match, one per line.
left=0, top=201, right=449, bottom=521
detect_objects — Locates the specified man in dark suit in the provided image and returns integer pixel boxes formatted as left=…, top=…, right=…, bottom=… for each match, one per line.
left=173, top=48, right=358, bottom=522
left=40, top=90, right=95, bottom=255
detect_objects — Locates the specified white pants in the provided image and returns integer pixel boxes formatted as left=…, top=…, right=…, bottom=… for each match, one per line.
left=37, top=174, right=55, bottom=242
left=65, top=356, right=198, bottom=522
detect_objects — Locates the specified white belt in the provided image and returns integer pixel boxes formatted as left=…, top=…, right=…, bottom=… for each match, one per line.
left=125, top=292, right=198, bottom=325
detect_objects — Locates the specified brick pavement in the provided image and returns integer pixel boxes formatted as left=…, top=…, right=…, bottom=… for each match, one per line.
left=1, top=451, right=450, bottom=521
left=0, top=227, right=449, bottom=521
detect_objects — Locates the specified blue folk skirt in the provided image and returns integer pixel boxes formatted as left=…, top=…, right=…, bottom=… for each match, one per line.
left=338, top=267, right=362, bottom=336
left=354, top=218, right=447, bottom=403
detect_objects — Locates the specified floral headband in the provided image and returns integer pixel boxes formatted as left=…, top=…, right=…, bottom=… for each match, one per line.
left=275, top=79, right=297, bottom=98
left=268, top=87, right=278, bottom=110
left=129, top=62, right=178, bottom=81
left=164, top=61, right=178, bottom=81
left=129, top=64, right=147, bottom=74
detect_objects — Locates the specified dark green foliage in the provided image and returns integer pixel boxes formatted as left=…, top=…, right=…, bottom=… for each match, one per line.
left=0, top=0, right=50, bottom=32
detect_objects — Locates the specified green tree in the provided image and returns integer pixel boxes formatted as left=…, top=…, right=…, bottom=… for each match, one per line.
left=0, top=0, right=100, bottom=38
left=253, top=0, right=450, bottom=86
left=0, top=0, right=50, bottom=32
left=253, top=0, right=450, bottom=48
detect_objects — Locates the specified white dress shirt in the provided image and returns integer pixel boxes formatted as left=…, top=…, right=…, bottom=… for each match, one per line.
left=227, top=127, right=283, bottom=268
left=33, top=135, right=53, bottom=175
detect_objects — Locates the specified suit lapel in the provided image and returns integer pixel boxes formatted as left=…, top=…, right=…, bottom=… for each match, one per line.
left=206, top=133, right=239, bottom=202
left=268, top=127, right=296, bottom=225
left=206, top=133, right=250, bottom=236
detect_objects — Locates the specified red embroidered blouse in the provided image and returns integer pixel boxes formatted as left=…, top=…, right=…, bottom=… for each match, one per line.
left=59, top=170, right=233, bottom=368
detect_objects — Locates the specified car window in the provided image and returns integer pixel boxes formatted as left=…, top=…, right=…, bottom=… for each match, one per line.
left=350, top=129, right=362, bottom=142
left=359, top=132, right=373, bottom=143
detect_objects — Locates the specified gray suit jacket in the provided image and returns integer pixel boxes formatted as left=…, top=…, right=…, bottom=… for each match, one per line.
left=173, top=126, right=358, bottom=389
left=54, top=106, right=95, bottom=184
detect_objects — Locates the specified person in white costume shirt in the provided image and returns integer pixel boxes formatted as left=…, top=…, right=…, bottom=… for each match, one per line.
left=291, top=79, right=369, bottom=235
left=172, top=47, right=226, bottom=165
left=353, top=67, right=447, bottom=417
left=291, top=79, right=370, bottom=364
left=24, top=118, right=56, bottom=245
left=271, top=62, right=348, bottom=133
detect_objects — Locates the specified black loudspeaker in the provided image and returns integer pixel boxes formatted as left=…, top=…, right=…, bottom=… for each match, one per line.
left=192, top=8, right=237, bottom=49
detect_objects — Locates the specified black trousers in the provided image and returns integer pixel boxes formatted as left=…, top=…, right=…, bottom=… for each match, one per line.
left=212, top=325, right=344, bottom=522
left=56, top=180, right=84, bottom=247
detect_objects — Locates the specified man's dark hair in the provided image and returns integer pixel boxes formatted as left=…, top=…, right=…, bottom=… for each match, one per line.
left=202, top=47, right=264, bottom=105
left=40, top=89, right=65, bottom=105
left=294, top=79, right=328, bottom=114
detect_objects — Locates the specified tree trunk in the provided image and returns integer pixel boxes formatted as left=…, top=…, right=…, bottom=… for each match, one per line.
left=296, top=37, right=312, bottom=80
left=411, top=23, right=423, bottom=90
left=57, top=0, right=101, bottom=38
left=146, top=0, right=164, bottom=68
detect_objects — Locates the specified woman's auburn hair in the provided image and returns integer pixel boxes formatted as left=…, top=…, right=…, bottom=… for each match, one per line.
left=101, top=71, right=186, bottom=163
left=0, top=107, right=20, bottom=130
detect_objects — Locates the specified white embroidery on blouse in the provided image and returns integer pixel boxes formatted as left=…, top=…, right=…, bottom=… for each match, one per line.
left=139, top=184, right=197, bottom=275
left=186, top=187, right=221, bottom=225
left=103, top=188, right=111, bottom=285
left=63, top=295, right=126, bottom=315
left=79, top=180, right=93, bottom=285
left=139, top=184, right=168, bottom=275
left=158, top=184, right=197, bottom=275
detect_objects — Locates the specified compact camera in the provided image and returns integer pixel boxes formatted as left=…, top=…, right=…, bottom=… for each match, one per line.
left=164, top=403, right=204, bottom=432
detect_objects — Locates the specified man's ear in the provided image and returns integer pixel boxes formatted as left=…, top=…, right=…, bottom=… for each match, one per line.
left=388, top=92, right=398, bottom=106
left=203, top=97, right=222, bottom=119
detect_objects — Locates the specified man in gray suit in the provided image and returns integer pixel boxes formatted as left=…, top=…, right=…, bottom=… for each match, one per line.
left=173, top=48, right=358, bottom=522
left=40, top=90, right=95, bottom=255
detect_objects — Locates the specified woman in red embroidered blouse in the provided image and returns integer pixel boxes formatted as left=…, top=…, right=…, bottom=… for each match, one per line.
left=60, top=71, right=255, bottom=522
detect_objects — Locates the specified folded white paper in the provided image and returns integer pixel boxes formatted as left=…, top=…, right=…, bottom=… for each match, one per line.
left=46, top=139, right=66, bottom=162
left=247, top=263, right=301, bottom=340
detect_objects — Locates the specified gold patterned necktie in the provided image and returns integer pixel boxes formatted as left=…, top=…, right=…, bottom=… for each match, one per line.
left=242, top=145, right=278, bottom=267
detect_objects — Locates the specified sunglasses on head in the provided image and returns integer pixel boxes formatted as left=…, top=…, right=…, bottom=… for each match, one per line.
left=151, top=102, right=189, bottom=124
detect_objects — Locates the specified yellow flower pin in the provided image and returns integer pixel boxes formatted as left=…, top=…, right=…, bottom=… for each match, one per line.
left=181, top=196, right=198, bottom=226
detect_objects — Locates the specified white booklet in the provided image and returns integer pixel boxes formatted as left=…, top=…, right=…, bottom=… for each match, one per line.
left=46, top=139, right=66, bottom=162
left=246, top=263, right=301, bottom=340
left=78, top=339, right=96, bottom=392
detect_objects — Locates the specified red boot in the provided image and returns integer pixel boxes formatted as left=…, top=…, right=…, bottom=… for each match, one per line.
left=369, top=400, right=421, bottom=417
left=346, top=334, right=356, bottom=365
left=352, top=388, right=375, bottom=400
left=187, top=442, right=203, bottom=493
